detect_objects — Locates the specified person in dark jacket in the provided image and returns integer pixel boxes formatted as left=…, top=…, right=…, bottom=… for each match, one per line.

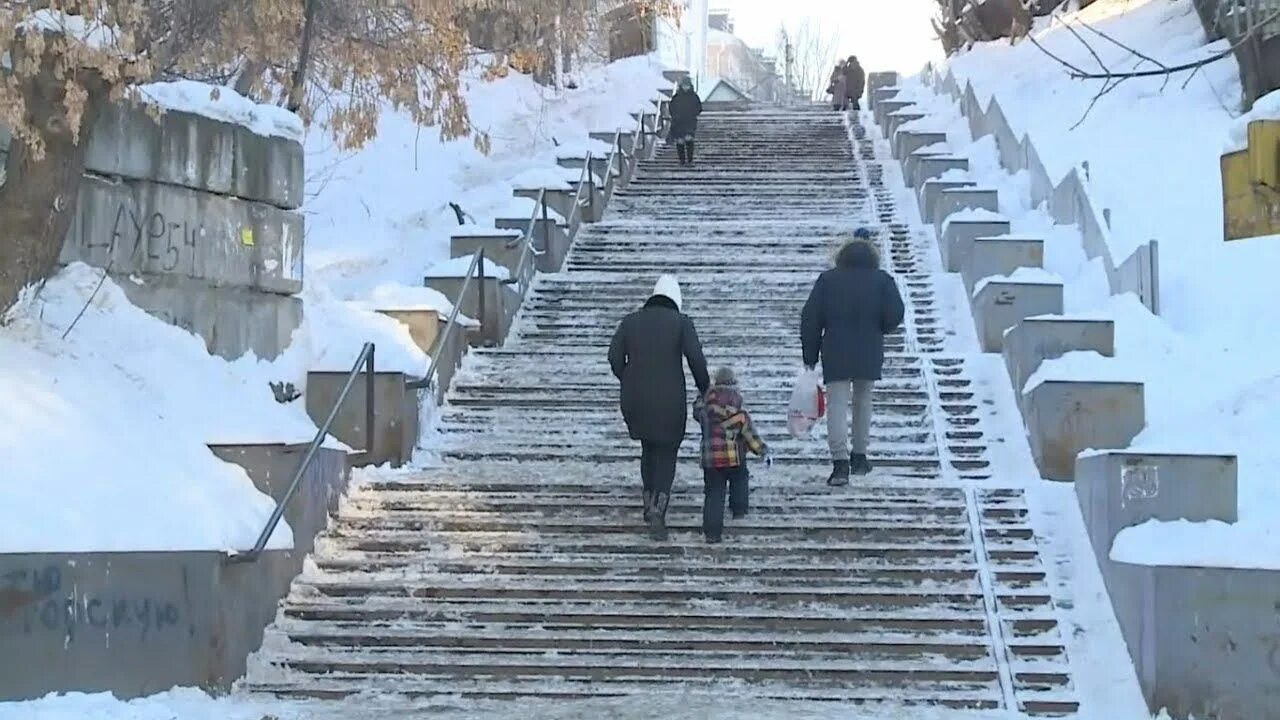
left=843, top=56, right=866, bottom=111
left=693, top=366, right=770, bottom=544
left=800, top=229, right=905, bottom=486
left=609, top=274, right=710, bottom=540
left=828, top=60, right=848, bottom=111
left=667, top=76, right=703, bottom=165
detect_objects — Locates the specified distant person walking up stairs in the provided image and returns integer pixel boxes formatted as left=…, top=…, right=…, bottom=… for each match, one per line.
left=609, top=275, right=710, bottom=540
left=828, top=60, right=848, bottom=111
left=668, top=76, right=703, bottom=165
left=800, top=230, right=905, bottom=486
left=843, top=56, right=866, bottom=111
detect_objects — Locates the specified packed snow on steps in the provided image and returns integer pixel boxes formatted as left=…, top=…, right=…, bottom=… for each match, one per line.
left=912, top=0, right=1280, bottom=570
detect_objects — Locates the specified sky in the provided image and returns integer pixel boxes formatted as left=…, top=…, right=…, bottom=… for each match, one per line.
left=709, top=0, right=943, bottom=76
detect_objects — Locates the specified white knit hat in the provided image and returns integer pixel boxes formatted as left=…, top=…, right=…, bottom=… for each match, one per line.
left=651, top=274, right=683, bottom=311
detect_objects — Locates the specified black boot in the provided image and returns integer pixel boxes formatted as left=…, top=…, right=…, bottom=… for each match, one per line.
left=827, top=459, right=851, bottom=487
left=676, top=144, right=688, bottom=165
left=686, top=140, right=695, bottom=164
left=850, top=453, right=873, bottom=476
left=642, top=490, right=654, bottom=522
left=647, top=492, right=670, bottom=541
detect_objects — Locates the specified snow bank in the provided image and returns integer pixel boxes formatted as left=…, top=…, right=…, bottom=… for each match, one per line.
left=1023, top=350, right=1141, bottom=394
left=137, top=81, right=304, bottom=141
left=930, top=0, right=1280, bottom=569
left=942, top=206, right=1005, bottom=229
left=303, top=55, right=667, bottom=301
left=299, top=290, right=431, bottom=376
left=0, top=264, right=309, bottom=553
left=1112, top=519, right=1280, bottom=571
left=22, top=8, right=119, bottom=49
left=972, top=266, right=1061, bottom=296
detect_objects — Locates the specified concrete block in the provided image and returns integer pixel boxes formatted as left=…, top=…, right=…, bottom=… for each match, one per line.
left=115, top=273, right=302, bottom=361
left=972, top=279, right=1064, bottom=353
left=450, top=229, right=528, bottom=278
left=885, top=112, right=926, bottom=138
left=875, top=99, right=913, bottom=130
left=939, top=219, right=1011, bottom=273
left=894, top=130, right=948, bottom=161
left=375, top=309, right=441, bottom=355
left=869, top=84, right=900, bottom=113
left=425, top=316, right=471, bottom=403
left=62, top=174, right=304, bottom=295
left=919, top=179, right=977, bottom=221
left=84, top=103, right=303, bottom=209
left=1075, top=452, right=1238, bottom=570
left=424, top=273, right=520, bottom=346
left=496, top=217, right=570, bottom=272
left=306, top=370, right=419, bottom=468
left=1023, top=380, right=1144, bottom=481
left=514, top=187, right=577, bottom=223
left=915, top=156, right=970, bottom=187
left=1100, top=561, right=1280, bottom=719
left=209, top=443, right=351, bottom=557
left=568, top=179, right=604, bottom=222
left=1003, top=317, right=1115, bottom=400
left=934, top=188, right=999, bottom=230
left=961, top=236, right=1044, bottom=294
left=0, top=548, right=298, bottom=699
left=903, top=149, right=947, bottom=188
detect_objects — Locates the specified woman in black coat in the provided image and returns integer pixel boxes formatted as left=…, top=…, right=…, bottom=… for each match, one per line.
left=667, top=76, right=703, bottom=165
left=609, top=275, right=710, bottom=540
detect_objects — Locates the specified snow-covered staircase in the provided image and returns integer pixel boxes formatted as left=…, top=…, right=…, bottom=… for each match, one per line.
left=245, top=109, right=1080, bottom=715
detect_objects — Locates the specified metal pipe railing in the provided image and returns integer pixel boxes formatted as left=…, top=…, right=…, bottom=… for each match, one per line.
left=407, top=249, right=487, bottom=393
left=228, top=341, right=375, bottom=564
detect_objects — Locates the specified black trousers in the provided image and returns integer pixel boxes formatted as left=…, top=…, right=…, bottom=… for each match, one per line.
left=640, top=441, right=680, bottom=508
left=702, top=465, right=749, bottom=540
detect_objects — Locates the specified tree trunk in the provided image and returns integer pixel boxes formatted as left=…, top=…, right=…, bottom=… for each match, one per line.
left=0, top=39, right=106, bottom=313
left=287, top=0, right=320, bottom=113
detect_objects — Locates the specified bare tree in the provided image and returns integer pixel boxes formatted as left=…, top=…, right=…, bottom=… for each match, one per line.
left=778, top=18, right=840, bottom=102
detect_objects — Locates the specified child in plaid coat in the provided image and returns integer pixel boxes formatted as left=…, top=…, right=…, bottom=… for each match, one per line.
left=693, top=366, right=771, bottom=544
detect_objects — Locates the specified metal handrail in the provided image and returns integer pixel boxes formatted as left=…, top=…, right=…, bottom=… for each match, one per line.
left=228, top=342, right=375, bottom=564
left=408, top=249, right=487, bottom=393
left=505, top=188, right=550, bottom=299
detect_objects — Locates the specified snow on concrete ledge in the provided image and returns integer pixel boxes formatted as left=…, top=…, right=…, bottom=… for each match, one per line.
left=425, top=254, right=512, bottom=281
left=136, top=80, right=304, bottom=142
left=972, top=266, right=1061, bottom=297
left=942, top=207, right=1005, bottom=232
left=510, top=167, right=575, bottom=191
left=496, top=196, right=568, bottom=224
left=1022, top=350, right=1140, bottom=395
left=1112, top=519, right=1280, bottom=571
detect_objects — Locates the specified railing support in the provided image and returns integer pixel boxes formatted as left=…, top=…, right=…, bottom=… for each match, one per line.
left=476, top=248, right=487, bottom=345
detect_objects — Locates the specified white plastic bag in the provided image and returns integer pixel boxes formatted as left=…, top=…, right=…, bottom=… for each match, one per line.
left=786, top=368, right=826, bottom=439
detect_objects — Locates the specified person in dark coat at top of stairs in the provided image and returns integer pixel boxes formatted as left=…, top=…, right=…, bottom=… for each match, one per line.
left=800, top=229, right=906, bottom=486
left=667, top=76, right=703, bottom=166
left=843, top=55, right=866, bottom=111
left=609, top=274, right=710, bottom=541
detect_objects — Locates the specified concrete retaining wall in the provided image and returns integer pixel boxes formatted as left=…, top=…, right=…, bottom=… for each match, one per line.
left=920, top=179, right=976, bottom=221
left=973, top=280, right=1064, bottom=352
left=926, top=67, right=1160, bottom=314
left=1023, top=380, right=1144, bottom=480
left=894, top=130, right=948, bottom=161
left=934, top=188, right=1000, bottom=229
left=940, top=219, right=1012, bottom=272
left=1074, top=451, right=1280, bottom=719
left=916, top=156, right=971, bottom=187
left=306, top=371, right=420, bottom=468
left=0, top=549, right=297, bottom=700
left=961, top=236, right=1044, bottom=294
left=1003, top=317, right=1115, bottom=402
left=424, top=274, right=520, bottom=347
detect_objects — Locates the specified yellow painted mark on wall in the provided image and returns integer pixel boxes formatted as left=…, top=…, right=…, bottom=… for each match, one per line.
left=241, top=227, right=255, bottom=246
left=1223, top=120, right=1280, bottom=241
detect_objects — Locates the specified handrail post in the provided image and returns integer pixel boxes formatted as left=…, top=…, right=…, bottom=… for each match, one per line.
left=476, top=249, right=487, bottom=344
left=586, top=153, right=596, bottom=220
left=540, top=192, right=550, bottom=257
left=364, top=344, right=375, bottom=454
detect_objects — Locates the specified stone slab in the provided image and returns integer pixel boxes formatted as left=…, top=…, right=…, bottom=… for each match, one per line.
left=0, top=549, right=297, bottom=699
left=894, top=130, right=948, bottom=161
left=935, top=188, right=1000, bottom=231
left=116, top=273, right=303, bottom=361
left=915, top=156, right=970, bottom=188
left=1004, top=317, right=1115, bottom=402
left=514, top=187, right=577, bottom=223
left=917, top=179, right=974, bottom=220
left=973, top=280, right=1064, bottom=353
left=496, top=217, right=571, bottom=273
left=376, top=309, right=441, bottom=356
left=940, top=220, right=1012, bottom=273
left=424, top=275, right=520, bottom=347
left=1024, top=380, right=1144, bottom=481
left=306, top=371, right=419, bottom=468
left=961, top=236, right=1044, bottom=294
left=450, top=231, right=528, bottom=279
left=62, top=174, right=304, bottom=295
